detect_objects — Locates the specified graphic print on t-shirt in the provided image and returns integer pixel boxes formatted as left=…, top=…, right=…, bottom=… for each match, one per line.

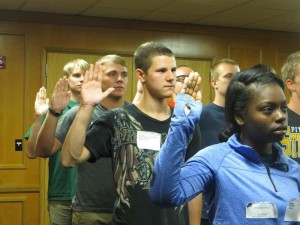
left=111, top=110, right=167, bottom=214
left=281, top=126, right=300, bottom=162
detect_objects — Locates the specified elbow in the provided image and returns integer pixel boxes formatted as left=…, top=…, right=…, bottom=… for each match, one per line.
left=35, top=144, right=51, bottom=158
left=26, top=153, right=37, bottom=159
left=148, top=188, right=179, bottom=208
left=60, top=150, right=80, bottom=168
left=35, top=150, right=51, bottom=158
left=60, top=157, right=76, bottom=168
left=149, top=192, right=178, bottom=208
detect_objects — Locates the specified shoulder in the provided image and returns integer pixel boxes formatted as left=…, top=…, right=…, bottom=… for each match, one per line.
left=92, top=107, right=128, bottom=125
left=190, top=142, right=233, bottom=171
left=195, top=142, right=232, bottom=161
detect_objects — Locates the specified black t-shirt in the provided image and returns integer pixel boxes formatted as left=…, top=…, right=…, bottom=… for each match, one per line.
left=85, top=104, right=203, bottom=225
left=281, top=107, right=300, bottom=164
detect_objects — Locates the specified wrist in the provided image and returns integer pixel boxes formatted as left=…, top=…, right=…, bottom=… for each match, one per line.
left=33, top=113, right=44, bottom=121
left=48, top=107, right=63, bottom=117
left=81, top=103, right=96, bottom=109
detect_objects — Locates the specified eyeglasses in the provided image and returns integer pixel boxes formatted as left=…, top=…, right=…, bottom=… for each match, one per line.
left=176, top=75, right=188, bottom=83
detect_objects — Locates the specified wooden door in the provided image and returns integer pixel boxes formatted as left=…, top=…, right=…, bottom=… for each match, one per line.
left=176, top=58, right=212, bottom=105
left=40, top=51, right=135, bottom=225
left=0, top=34, right=40, bottom=225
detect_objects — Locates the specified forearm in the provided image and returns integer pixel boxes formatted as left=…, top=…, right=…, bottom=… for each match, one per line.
left=149, top=122, right=193, bottom=206
left=61, top=104, right=94, bottom=167
left=26, top=115, right=43, bottom=159
left=149, top=94, right=202, bottom=207
left=35, top=113, right=59, bottom=157
left=188, top=194, right=202, bottom=225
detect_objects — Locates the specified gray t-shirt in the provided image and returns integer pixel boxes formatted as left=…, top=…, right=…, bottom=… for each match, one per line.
left=56, top=103, right=128, bottom=212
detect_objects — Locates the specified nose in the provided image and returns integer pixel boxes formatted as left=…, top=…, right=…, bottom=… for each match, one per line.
left=80, top=74, right=84, bottom=81
left=276, top=108, right=287, bottom=124
left=116, top=73, right=125, bottom=82
left=166, top=70, right=176, bottom=82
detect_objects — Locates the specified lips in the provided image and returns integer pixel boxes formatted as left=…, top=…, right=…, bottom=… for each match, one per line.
left=273, top=125, right=287, bottom=136
left=274, top=125, right=287, bottom=132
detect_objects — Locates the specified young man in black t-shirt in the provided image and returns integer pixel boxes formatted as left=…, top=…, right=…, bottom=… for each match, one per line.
left=61, top=42, right=203, bottom=225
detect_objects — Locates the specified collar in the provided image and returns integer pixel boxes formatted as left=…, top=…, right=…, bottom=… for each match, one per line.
left=228, top=134, right=289, bottom=172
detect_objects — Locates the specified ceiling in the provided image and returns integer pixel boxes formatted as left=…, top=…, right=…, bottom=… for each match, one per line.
left=0, top=0, right=300, bottom=33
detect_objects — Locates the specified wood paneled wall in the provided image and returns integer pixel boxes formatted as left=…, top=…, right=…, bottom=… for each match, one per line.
left=1, top=10, right=300, bottom=225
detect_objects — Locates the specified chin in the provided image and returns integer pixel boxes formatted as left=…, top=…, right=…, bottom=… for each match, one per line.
left=273, top=135, right=284, bottom=143
left=110, top=93, right=124, bottom=99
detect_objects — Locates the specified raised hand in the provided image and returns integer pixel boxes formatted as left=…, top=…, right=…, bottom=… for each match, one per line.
left=50, top=77, right=70, bottom=112
left=180, top=72, right=202, bottom=102
left=34, top=87, right=49, bottom=116
left=81, top=64, right=115, bottom=106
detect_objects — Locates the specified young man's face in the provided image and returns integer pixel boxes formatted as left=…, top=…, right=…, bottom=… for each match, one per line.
left=68, top=67, right=85, bottom=94
left=101, top=61, right=128, bottom=98
left=144, top=55, right=176, bottom=99
left=212, top=63, right=240, bottom=97
left=288, top=62, right=300, bottom=99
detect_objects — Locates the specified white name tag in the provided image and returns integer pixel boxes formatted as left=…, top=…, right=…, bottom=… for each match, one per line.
left=285, top=198, right=300, bottom=221
left=137, top=131, right=161, bottom=151
left=246, top=202, right=278, bottom=218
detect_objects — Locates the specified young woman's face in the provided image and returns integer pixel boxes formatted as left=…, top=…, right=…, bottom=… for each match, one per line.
left=238, top=84, right=288, bottom=145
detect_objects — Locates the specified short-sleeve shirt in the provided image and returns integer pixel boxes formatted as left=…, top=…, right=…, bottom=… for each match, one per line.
left=281, top=107, right=300, bottom=164
left=85, top=104, right=203, bottom=225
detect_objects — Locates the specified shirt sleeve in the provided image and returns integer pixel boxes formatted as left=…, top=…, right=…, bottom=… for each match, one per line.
left=56, top=108, right=77, bottom=143
left=185, top=125, right=203, bottom=161
left=84, top=111, right=114, bottom=163
left=149, top=93, right=206, bottom=207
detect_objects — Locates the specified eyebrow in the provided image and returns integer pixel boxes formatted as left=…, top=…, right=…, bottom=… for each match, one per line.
left=176, top=74, right=188, bottom=77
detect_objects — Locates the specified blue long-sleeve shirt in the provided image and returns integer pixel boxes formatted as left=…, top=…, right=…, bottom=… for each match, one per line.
left=149, top=94, right=300, bottom=225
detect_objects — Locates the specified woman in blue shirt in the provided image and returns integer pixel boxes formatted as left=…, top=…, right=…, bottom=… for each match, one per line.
left=149, top=68, right=300, bottom=225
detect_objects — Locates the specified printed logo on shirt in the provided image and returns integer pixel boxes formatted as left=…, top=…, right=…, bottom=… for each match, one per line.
left=281, top=126, right=300, bottom=160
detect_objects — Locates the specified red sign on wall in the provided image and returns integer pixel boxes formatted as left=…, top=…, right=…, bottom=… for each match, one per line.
left=0, top=56, right=6, bottom=69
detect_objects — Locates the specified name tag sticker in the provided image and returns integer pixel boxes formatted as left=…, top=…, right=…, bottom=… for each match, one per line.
left=284, top=198, right=300, bottom=221
left=137, top=131, right=161, bottom=151
left=246, top=202, right=278, bottom=218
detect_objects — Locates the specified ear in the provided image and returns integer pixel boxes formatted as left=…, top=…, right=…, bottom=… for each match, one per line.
left=286, top=79, right=294, bottom=91
left=211, top=79, right=217, bottom=89
left=136, top=69, right=146, bottom=82
left=234, top=113, right=244, bottom=126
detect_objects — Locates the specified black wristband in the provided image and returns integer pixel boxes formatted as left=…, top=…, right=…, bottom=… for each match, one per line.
left=48, top=107, right=63, bottom=117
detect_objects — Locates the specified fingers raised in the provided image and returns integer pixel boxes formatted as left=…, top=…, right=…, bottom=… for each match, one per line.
left=180, top=72, right=202, bottom=101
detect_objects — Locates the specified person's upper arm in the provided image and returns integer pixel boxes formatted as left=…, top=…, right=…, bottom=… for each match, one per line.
left=84, top=115, right=114, bottom=162
left=56, top=107, right=78, bottom=143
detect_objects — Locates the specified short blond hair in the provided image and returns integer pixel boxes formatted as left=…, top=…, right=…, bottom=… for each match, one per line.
left=63, top=59, right=89, bottom=77
left=97, top=54, right=127, bottom=67
left=211, top=58, right=239, bottom=80
left=281, top=51, right=300, bottom=81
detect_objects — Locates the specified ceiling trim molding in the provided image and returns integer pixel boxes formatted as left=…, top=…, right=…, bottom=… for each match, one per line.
left=0, top=10, right=299, bottom=41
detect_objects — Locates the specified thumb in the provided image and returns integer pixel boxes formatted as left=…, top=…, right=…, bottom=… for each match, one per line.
left=102, top=87, right=115, bottom=98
